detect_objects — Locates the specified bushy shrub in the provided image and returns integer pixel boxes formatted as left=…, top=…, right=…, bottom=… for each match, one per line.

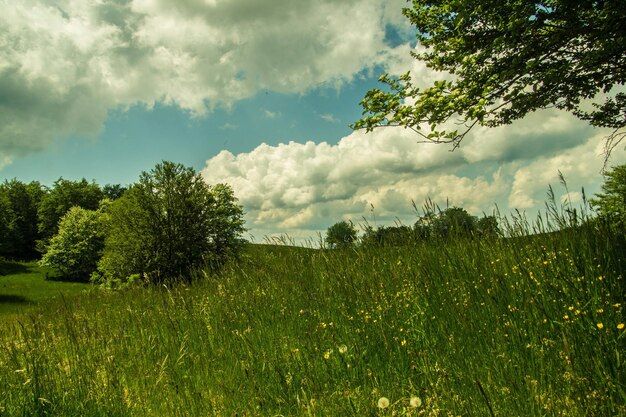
left=39, top=206, right=106, bottom=281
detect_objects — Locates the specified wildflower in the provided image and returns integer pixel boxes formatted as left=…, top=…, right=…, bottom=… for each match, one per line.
left=338, top=345, right=348, bottom=354
left=597, top=323, right=604, bottom=329
left=563, top=314, right=569, bottom=320
left=401, top=339, right=407, bottom=347
left=377, top=397, right=390, bottom=409
left=323, top=349, right=332, bottom=360
left=410, top=396, right=422, bottom=408
left=618, top=323, right=624, bottom=330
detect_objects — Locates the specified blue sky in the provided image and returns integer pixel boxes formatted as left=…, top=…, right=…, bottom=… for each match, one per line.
left=1, top=0, right=624, bottom=241
left=1, top=79, right=371, bottom=186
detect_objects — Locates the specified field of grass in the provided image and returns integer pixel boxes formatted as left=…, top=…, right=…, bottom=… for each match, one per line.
left=0, top=261, right=90, bottom=323
left=0, top=222, right=625, bottom=416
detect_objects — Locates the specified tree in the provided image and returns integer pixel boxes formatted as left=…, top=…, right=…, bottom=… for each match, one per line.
left=102, top=184, right=127, bottom=200
left=38, top=178, right=104, bottom=241
left=0, top=180, right=44, bottom=259
left=94, top=161, right=246, bottom=285
left=477, top=215, right=500, bottom=238
left=591, top=164, right=626, bottom=228
left=326, top=220, right=357, bottom=248
left=353, top=1, right=626, bottom=153
left=432, top=207, right=477, bottom=238
left=361, top=225, right=415, bottom=247
left=39, top=206, right=106, bottom=281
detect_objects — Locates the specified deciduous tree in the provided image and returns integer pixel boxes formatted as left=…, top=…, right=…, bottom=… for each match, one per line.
left=95, top=161, right=246, bottom=285
left=40, top=206, right=106, bottom=281
left=591, top=164, right=626, bottom=229
left=0, top=180, right=44, bottom=259
left=326, top=220, right=357, bottom=248
left=353, top=1, right=626, bottom=154
left=38, top=178, right=104, bottom=241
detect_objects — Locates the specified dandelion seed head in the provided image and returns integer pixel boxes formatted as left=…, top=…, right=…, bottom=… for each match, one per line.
left=410, top=396, right=422, bottom=408
left=377, top=397, right=390, bottom=409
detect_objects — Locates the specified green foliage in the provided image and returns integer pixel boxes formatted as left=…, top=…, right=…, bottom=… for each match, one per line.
left=326, top=220, right=357, bottom=248
left=102, top=184, right=127, bottom=200
left=353, top=1, right=626, bottom=148
left=39, top=206, right=106, bottom=281
left=95, top=161, right=246, bottom=285
left=431, top=206, right=477, bottom=238
left=477, top=215, right=500, bottom=238
left=37, top=178, right=104, bottom=241
left=361, top=224, right=416, bottom=247
left=0, top=180, right=44, bottom=259
left=591, top=164, right=626, bottom=229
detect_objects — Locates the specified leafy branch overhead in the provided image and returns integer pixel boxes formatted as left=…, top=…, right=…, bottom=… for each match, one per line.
left=352, top=1, right=626, bottom=151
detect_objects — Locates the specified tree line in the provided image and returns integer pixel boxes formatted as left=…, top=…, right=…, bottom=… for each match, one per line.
left=326, top=206, right=499, bottom=249
left=0, top=161, right=246, bottom=286
left=326, top=164, right=626, bottom=248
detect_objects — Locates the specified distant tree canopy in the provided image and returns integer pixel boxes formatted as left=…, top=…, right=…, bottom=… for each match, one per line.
left=37, top=178, right=104, bottom=241
left=359, top=208, right=499, bottom=247
left=361, top=224, right=416, bottom=247
left=102, top=184, right=127, bottom=200
left=326, top=221, right=358, bottom=248
left=94, top=161, right=246, bottom=286
left=0, top=180, right=44, bottom=259
left=591, top=163, right=626, bottom=229
left=353, top=1, right=626, bottom=152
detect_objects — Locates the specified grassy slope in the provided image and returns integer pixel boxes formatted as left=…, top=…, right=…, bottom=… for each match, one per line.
left=0, top=226, right=624, bottom=416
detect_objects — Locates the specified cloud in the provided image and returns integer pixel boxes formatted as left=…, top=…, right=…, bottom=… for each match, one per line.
left=263, top=110, right=281, bottom=119
left=202, top=107, right=625, bottom=240
left=0, top=0, right=410, bottom=163
left=319, top=113, right=340, bottom=123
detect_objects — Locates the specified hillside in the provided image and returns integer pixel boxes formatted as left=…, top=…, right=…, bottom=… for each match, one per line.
left=0, top=225, right=624, bottom=416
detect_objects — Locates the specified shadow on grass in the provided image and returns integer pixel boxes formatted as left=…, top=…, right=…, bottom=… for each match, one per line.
left=0, top=261, right=31, bottom=276
left=0, top=294, right=29, bottom=304
left=44, top=273, right=89, bottom=284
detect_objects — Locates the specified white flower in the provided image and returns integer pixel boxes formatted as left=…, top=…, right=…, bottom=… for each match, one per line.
left=410, top=396, right=422, bottom=408
left=338, top=344, right=348, bottom=354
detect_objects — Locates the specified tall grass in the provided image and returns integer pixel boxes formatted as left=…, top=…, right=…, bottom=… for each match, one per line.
left=0, top=214, right=624, bottom=415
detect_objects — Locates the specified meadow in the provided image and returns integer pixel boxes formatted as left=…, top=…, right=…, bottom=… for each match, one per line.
left=0, top=218, right=624, bottom=416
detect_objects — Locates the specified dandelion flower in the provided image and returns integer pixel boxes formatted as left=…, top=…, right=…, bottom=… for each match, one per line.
left=323, top=349, right=332, bottom=360
left=597, top=323, right=604, bottom=329
left=410, top=396, right=422, bottom=408
left=377, top=397, right=390, bottom=409
left=618, top=323, right=624, bottom=330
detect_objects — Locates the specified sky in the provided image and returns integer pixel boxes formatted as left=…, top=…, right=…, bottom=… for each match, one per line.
left=1, top=0, right=624, bottom=242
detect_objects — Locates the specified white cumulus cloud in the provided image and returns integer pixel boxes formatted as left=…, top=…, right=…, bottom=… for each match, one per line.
left=0, top=0, right=409, bottom=164
left=202, top=108, right=625, bottom=240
